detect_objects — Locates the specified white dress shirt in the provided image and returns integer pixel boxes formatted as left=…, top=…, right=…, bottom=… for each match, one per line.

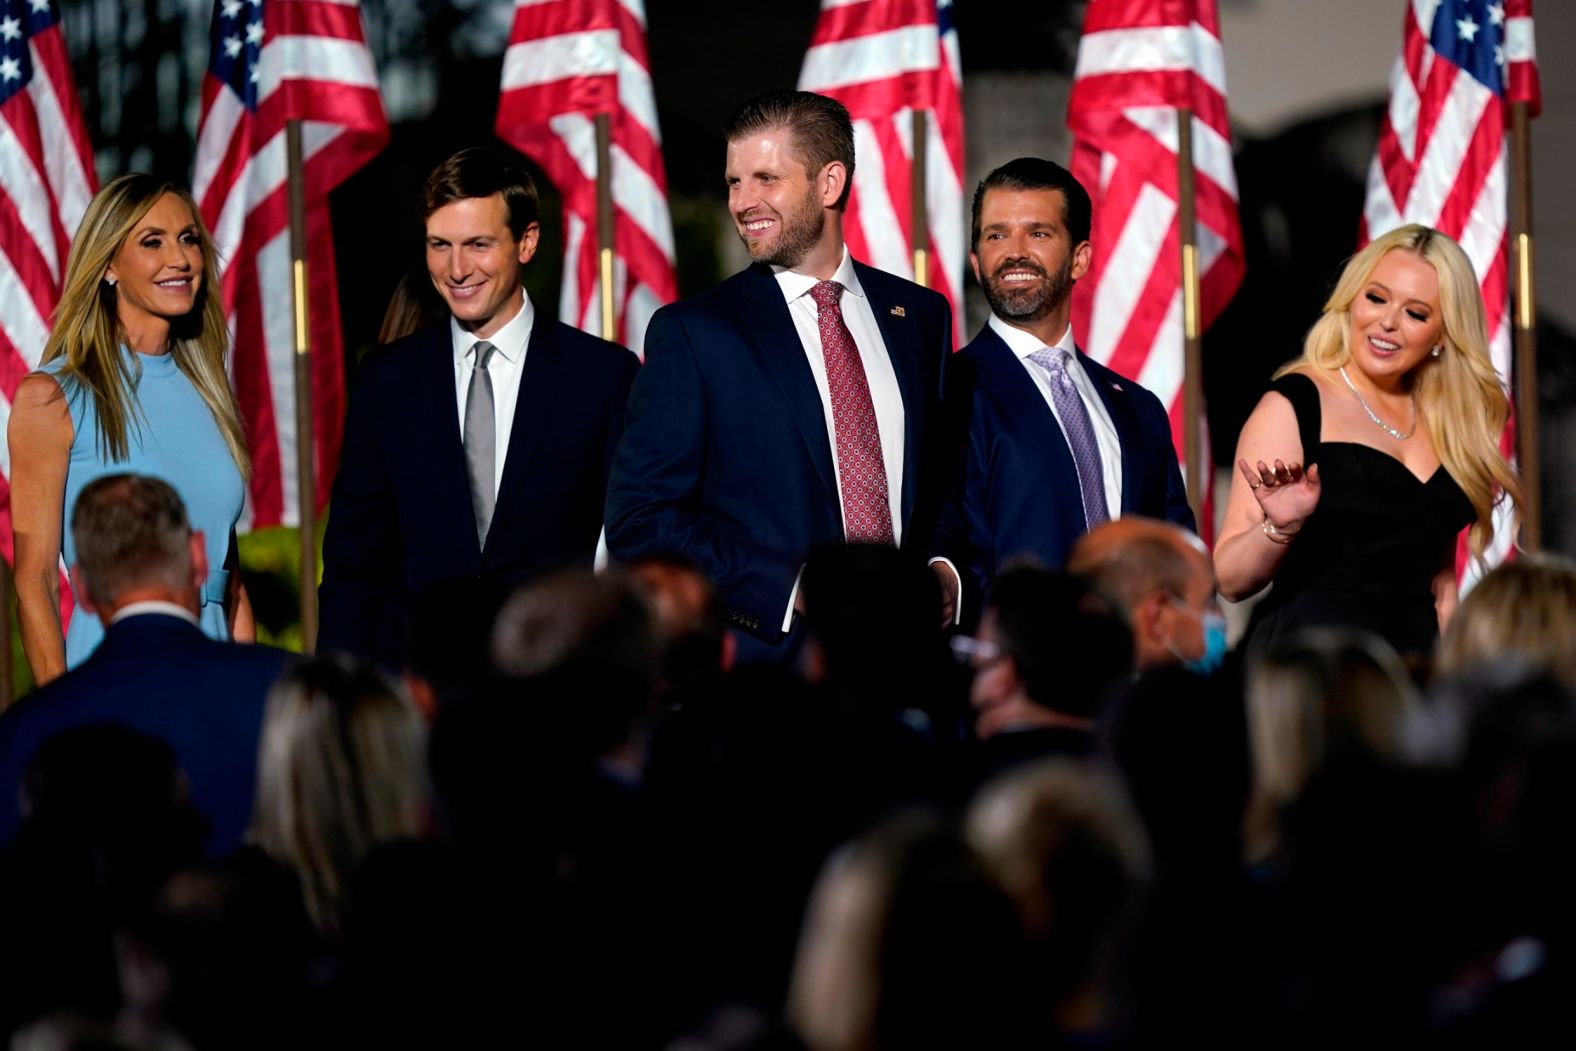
left=773, top=247, right=908, bottom=631
left=452, top=289, right=535, bottom=497
left=989, top=314, right=1123, bottom=518
left=110, top=600, right=200, bottom=626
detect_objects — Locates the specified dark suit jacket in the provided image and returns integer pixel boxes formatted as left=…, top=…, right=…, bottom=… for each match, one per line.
left=319, top=317, right=638, bottom=667
left=0, top=614, right=291, bottom=855
left=936, top=323, right=1195, bottom=606
left=605, top=261, right=952, bottom=662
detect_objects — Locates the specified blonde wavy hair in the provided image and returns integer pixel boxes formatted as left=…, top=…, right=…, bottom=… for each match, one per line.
left=1275, top=224, right=1520, bottom=562
left=40, top=173, right=248, bottom=474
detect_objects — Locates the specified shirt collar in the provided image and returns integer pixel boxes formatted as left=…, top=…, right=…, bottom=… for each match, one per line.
left=989, top=313, right=1077, bottom=361
left=110, top=600, right=200, bottom=626
left=771, top=246, right=866, bottom=305
left=451, top=289, right=534, bottom=366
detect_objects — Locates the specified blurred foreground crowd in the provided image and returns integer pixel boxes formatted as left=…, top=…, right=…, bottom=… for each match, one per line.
left=1, top=474, right=1574, bottom=1050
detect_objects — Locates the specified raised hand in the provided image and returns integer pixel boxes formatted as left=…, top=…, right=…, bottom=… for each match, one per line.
left=1237, top=457, right=1321, bottom=534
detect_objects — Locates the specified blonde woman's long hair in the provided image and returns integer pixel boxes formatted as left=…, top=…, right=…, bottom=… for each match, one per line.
left=1275, top=224, right=1520, bottom=562
left=40, top=173, right=248, bottom=474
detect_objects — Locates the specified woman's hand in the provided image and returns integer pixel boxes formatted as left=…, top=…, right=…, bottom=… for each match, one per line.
left=1237, top=457, right=1321, bottom=535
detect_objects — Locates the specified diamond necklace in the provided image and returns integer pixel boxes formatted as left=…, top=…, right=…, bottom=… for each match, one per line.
left=1338, top=366, right=1416, bottom=441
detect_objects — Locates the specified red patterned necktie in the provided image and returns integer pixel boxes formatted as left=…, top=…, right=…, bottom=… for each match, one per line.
left=809, top=280, right=895, bottom=545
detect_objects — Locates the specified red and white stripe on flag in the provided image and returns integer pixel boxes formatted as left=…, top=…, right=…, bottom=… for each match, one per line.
left=497, top=0, right=677, bottom=356
left=1362, top=0, right=1539, bottom=584
left=0, top=0, right=95, bottom=625
left=798, top=0, right=967, bottom=348
left=1067, top=0, right=1245, bottom=541
left=194, top=0, right=389, bottom=530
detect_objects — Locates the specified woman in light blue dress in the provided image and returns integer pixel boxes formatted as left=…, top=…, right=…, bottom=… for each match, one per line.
left=9, top=173, right=252, bottom=685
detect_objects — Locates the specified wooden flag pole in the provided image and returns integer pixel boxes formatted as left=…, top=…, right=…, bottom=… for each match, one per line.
left=911, top=110, right=929, bottom=287
left=1509, top=99, right=1539, bottom=552
left=286, top=121, right=318, bottom=651
left=595, top=114, right=616, bottom=339
left=1175, top=107, right=1205, bottom=525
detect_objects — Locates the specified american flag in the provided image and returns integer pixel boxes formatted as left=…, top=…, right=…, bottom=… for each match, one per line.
left=1066, top=0, right=1245, bottom=537
left=1363, top=0, right=1539, bottom=578
left=798, top=0, right=965, bottom=347
left=193, top=0, right=388, bottom=529
left=0, top=0, right=96, bottom=568
left=496, top=0, right=677, bottom=355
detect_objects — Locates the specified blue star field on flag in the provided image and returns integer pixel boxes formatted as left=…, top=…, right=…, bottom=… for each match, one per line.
left=1430, top=0, right=1508, bottom=94
left=209, top=0, right=264, bottom=110
left=0, top=0, right=62, bottom=104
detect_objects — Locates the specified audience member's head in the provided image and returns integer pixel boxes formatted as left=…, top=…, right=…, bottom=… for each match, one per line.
left=967, top=567, right=1132, bottom=739
left=490, top=569, right=660, bottom=766
left=800, top=544, right=949, bottom=724
left=1437, top=554, right=1576, bottom=688
left=968, top=760, right=1150, bottom=1035
left=1069, top=516, right=1222, bottom=674
left=787, top=812, right=1034, bottom=1051
left=377, top=265, right=449, bottom=344
left=248, top=655, right=428, bottom=935
left=625, top=553, right=732, bottom=697
left=68, top=474, right=205, bottom=624
left=1244, top=629, right=1418, bottom=859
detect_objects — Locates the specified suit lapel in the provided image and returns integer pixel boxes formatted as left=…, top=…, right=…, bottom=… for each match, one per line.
left=416, top=325, right=484, bottom=559
left=858, top=262, right=924, bottom=525
left=485, top=318, right=566, bottom=558
left=1079, top=351, right=1143, bottom=514
left=738, top=266, right=840, bottom=507
left=975, top=329, right=1086, bottom=538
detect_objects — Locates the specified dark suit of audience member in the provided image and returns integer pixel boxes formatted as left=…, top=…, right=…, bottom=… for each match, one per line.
left=606, top=91, right=953, bottom=665
left=319, top=148, right=637, bottom=668
left=935, top=159, right=1193, bottom=614
left=0, top=474, right=289, bottom=856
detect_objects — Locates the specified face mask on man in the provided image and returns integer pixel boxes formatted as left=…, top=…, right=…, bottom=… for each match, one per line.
left=1165, top=596, right=1228, bottom=676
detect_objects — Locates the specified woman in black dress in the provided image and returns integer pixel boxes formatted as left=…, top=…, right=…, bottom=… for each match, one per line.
left=1216, top=225, right=1521, bottom=663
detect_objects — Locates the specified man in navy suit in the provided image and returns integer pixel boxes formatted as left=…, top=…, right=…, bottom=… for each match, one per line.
left=935, top=158, right=1195, bottom=613
left=320, top=148, right=639, bottom=667
left=0, top=474, right=290, bottom=855
left=605, top=91, right=954, bottom=664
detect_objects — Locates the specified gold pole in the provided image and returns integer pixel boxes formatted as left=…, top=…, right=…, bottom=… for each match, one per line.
left=286, top=120, right=318, bottom=651
left=595, top=114, right=616, bottom=339
left=1175, top=107, right=1204, bottom=527
left=1509, top=100, right=1539, bottom=551
left=911, top=109, right=929, bottom=286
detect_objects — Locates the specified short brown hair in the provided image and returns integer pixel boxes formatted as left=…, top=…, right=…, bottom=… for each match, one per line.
left=420, top=147, right=540, bottom=239
left=724, top=90, right=856, bottom=211
left=70, top=474, right=192, bottom=609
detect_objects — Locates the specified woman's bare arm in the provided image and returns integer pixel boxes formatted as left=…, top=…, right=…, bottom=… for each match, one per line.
left=1215, top=390, right=1322, bottom=601
left=8, top=374, right=73, bottom=684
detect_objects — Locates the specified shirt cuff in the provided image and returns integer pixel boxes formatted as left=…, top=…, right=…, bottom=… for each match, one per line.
left=928, top=556, right=963, bottom=626
left=593, top=526, right=609, bottom=573
left=782, top=565, right=805, bottom=634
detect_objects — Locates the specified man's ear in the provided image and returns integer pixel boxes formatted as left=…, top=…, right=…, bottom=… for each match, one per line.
left=969, top=251, right=982, bottom=285
left=517, top=221, right=541, bottom=266
left=1134, top=590, right=1170, bottom=647
left=69, top=564, right=97, bottom=617
left=818, top=161, right=847, bottom=210
left=189, top=530, right=209, bottom=593
left=1070, top=240, right=1093, bottom=282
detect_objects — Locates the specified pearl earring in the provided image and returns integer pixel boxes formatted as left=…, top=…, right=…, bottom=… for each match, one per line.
left=104, top=275, right=117, bottom=287
left=1430, top=345, right=1442, bottom=358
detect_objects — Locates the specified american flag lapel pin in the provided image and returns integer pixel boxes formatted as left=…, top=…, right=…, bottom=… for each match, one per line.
left=1110, top=380, right=1124, bottom=392
left=889, top=305, right=906, bottom=318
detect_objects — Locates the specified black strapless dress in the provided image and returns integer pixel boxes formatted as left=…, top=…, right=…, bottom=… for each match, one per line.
left=1241, top=374, right=1475, bottom=662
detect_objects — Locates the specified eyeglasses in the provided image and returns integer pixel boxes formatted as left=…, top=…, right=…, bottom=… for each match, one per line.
left=948, top=635, right=1003, bottom=667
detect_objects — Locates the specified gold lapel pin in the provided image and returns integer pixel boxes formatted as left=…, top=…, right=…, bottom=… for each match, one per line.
left=889, top=306, right=906, bottom=317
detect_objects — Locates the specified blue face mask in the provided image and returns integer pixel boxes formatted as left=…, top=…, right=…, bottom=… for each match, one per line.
left=1167, top=598, right=1228, bottom=676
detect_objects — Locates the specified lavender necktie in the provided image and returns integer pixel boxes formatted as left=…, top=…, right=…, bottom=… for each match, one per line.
left=1029, top=347, right=1109, bottom=529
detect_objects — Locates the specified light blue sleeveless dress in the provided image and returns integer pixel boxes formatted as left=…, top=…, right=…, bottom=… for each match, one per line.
left=40, top=348, right=245, bottom=667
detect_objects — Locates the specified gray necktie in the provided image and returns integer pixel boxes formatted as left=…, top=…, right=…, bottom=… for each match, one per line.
left=463, top=340, right=498, bottom=545
left=1029, top=347, right=1110, bottom=530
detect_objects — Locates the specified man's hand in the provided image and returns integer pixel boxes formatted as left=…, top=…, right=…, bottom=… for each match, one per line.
left=932, top=560, right=960, bottom=629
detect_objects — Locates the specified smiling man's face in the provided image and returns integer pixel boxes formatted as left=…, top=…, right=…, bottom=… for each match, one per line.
left=425, top=192, right=539, bottom=339
left=970, top=187, right=1090, bottom=327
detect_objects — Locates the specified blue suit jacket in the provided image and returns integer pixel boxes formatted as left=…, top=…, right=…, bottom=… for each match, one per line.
left=605, top=262, right=953, bottom=661
left=935, top=324, right=1195, bottom=604
left=0, top=614, right=291, bottom=855
left=319, top=317, right=639, bottom=667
